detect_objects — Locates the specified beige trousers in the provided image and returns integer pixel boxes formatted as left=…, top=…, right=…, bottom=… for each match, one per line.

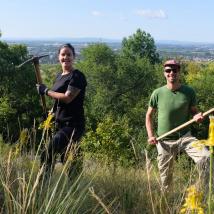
left=156, top=131, right=210, bottom=191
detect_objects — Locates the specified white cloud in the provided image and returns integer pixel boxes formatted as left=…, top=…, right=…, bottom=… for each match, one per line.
left=135, top=9, right=167, bottom=19
left=119, top=14, right=128, bottom=22
left=91, top=11, right=103, bottom=16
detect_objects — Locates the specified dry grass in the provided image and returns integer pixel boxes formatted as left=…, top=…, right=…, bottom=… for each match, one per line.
left=0, top=135, right=208, bottom=214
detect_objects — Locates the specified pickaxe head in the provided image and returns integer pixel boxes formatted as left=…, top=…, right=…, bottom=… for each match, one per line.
left=17, top=54, right=49, bottom=68
left=17, top=54, right=49, bottom=116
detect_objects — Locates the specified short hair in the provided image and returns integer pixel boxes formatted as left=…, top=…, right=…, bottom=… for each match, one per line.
left=58, top=43, right=75, bottom=57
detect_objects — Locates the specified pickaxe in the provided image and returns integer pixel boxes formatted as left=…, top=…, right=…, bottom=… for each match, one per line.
left=17, top=54, right=49, bottom=117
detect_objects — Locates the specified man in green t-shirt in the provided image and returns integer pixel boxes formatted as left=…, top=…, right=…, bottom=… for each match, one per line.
left=145, top=59, right=209, bottom=191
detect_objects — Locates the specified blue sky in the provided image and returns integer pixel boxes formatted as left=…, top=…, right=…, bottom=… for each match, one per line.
left=0, top=0, right=213, bottom=42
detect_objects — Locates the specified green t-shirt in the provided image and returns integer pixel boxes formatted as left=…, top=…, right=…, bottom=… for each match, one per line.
left=149, top=85, right=196, bottom=139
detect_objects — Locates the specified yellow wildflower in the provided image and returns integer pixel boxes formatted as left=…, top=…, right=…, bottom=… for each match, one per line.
left=180, top=185, right=204, bottom=214
left=209, top=116, right=214, bottom=145
left=191, top=116, right=214, bottom=150
left=67, top=152, right=74, bottom=162
left=191, top=140, right=206, bottom=150
left=192, top=139, right=214, bottom=149
left=19, top=128, right=28, bottom=144
left=14, top=146, right=20, bottom=157
left=39, top=113, right=54, bottom=130
left=14, top=128, right=29, bottom=157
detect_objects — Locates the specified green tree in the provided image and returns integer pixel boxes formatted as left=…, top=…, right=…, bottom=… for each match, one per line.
left=181, top=62, right=214, bottom=139
left=81, top=114, right=135, bottom=166
left=0, top=40, right=41, bottom=140
left=40, top=64, right=61, bottom=109
left=121, top=28, right=160, bottom=64
left=77, top=43, right=117, bottom=127
left=76, top=39, right=160, bottom=163
left=77, top=42, right=158, bottom=126
left=184, top=61, right=202, bottom=84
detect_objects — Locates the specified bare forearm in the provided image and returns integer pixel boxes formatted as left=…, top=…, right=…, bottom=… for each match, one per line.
left=46, top=90, right=75, bottom=103
left=145, top=107, right=155, bottom=137
left=145, top=107, right=158, bottom=145
left=146, top=118, right=154, bottom=138
left=46, top=85, right=80, bottom=104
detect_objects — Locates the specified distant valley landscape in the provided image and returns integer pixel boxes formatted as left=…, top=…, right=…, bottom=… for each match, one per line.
left=4, top=38, right=214, bottom=63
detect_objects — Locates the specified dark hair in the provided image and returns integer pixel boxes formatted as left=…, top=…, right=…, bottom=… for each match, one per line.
left=58, top=43, right=75, bottom=57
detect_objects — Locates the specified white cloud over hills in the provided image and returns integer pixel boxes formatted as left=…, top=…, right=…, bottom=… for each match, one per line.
left=135, top=9, right=167, bottom=19
left=91, top=11, right=103, bottom=16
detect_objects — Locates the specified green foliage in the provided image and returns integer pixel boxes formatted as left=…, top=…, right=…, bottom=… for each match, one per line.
left=114, top=56, right=157, bottom=113
left=41, top=64, right=61, bottom=88
left=182, top=62, right=214, bottom=138
left=0, top=40, right=41, bottom=139
left=185, top=62, right=214, bottom=110
left=80, top=43, right=115, bottom=66
left=184, top=61, right=202, bottom=84
left=77, top=43, right=118, bottom=126
left=77, top=42, right=158, bottom=127
left=121, top=28, right=160, bottom=64
left=76, top=35, right=162, bottom=163
left=0, top=97, right=16, bottom=121
left=40, top=64, right=61, bottom=109
left=82, top=115, right=135, bottom=166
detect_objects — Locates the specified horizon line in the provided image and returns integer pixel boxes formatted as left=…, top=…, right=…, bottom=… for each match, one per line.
left=1, top=37, right=214, bottom=44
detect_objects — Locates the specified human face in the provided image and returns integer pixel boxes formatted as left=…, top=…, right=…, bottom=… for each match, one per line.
left=164, top=65, right=180, bottom=84
left=58, top=47, right=74, bottom=71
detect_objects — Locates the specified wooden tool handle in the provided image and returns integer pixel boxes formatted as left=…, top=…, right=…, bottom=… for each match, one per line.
left=157, top=108, right=214, bottom=141
left=33, top=60, right=47, bottom=115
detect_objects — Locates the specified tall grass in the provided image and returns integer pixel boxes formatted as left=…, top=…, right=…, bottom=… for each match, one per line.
left=0, top=129, right=209, bottom=213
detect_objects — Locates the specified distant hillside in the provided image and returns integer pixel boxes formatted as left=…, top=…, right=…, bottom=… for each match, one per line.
left=3, top=37, right=122, bottom=43
left=4, top=37, right=214, bottom=45
left=3, top=38, right=214, bottom=63
left=156, top=39, right=214, bottom=45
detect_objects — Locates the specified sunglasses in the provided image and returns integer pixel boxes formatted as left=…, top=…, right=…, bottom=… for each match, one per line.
left=164, top=68, right=178, bottom=73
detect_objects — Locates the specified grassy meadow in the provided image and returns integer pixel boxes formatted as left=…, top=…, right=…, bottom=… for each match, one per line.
left=0, top=127, right=205, bottom=214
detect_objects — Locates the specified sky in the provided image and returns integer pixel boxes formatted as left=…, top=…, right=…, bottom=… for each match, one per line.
left=0, top=0, right=214, bottom=43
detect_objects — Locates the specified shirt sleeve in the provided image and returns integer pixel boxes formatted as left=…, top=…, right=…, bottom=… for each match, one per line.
left=67, top=71, right=87, bottom=91
left=149, top=90, right=158, bottom=109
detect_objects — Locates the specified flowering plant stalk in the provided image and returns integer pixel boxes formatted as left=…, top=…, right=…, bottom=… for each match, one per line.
left=180, top=185, right=204, bottom=214
left=181, top=115, right=214, bottom=213
left=38, top=113, right=54, bottom=131
left=208, top=116, right=214, bottom=214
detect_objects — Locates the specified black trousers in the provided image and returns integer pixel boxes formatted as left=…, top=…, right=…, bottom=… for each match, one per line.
left=40, top=124, right=85, bottom=179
